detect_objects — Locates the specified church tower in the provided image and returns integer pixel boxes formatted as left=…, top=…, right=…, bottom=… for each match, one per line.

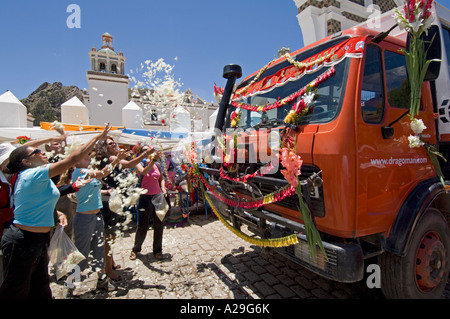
left=293, top=0, right=403, bottom=46
left=85, top=33, right=129, bottom=126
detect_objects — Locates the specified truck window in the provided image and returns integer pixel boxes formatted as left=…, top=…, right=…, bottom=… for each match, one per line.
left=361, top=44, right=385, bottom=124
left=384, top=50, right=410, bottom=109
left=229, top=38, right=352, bottom=129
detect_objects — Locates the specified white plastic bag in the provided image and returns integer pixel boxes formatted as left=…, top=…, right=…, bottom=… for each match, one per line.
left=152, top=193, right=169, bottom=221
left=108, top=190, right=123, bottom=213
left=48, top=225, right=85, bottom=280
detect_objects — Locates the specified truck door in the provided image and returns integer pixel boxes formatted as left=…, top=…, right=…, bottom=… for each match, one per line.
left=356, top=42, right=436, bottom=236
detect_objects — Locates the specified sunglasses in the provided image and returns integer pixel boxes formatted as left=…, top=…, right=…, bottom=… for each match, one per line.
left=107, top=141, right=116, bottom=146
left=27, top=148, right=42, bottom=157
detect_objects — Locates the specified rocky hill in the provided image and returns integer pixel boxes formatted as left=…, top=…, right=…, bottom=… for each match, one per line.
left=21, top=82, right=84, bottom=126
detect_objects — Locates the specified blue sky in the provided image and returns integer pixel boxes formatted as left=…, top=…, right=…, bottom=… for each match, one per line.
left=0, top=0, right=303, bottom=103
left=1, top=0, right=450, bottom=104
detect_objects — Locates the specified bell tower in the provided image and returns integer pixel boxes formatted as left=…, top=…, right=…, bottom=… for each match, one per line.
left=85, top=33, right=129, bottom=126
left=293, top=0, right=403, bottom=47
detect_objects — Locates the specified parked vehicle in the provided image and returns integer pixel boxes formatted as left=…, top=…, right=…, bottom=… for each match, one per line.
left=203, top=2, right=450, bottom=298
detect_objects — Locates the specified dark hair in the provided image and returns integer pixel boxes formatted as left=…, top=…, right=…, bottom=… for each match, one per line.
left=7, top=146, right=31, bottom=174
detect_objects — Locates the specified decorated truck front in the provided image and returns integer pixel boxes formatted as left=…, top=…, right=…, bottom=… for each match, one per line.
left=198, top=1, right=450, bottom=299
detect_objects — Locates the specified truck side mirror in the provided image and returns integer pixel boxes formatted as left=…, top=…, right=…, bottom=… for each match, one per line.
left=406, top=25, right=442, bottom=82
left=382, top=110, right=409, bottom=139
left=381, top=126, right=394, bottom=139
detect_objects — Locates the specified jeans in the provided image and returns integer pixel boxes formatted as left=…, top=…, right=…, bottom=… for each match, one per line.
left=132, top=194, right=164, bottom=254
left=0, top=224, right=52, bottom=299
left=72, top=213, right=105, bottom=272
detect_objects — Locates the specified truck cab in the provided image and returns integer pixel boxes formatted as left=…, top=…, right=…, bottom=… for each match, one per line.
left=203, top=2, right=450, bottom=298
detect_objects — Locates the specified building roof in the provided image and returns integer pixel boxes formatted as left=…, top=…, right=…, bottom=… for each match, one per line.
left=0, top=91, right=26, bottom=108
left=61, top=96, right=86, bottom=108
left=123, top=101, right=142, bottom=110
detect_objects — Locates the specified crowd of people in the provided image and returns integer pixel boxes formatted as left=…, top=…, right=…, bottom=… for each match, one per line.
left=0, top=125, right=178, bottom=299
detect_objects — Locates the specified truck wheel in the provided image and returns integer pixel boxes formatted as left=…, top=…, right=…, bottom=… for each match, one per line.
left=380, top=208, right=450, bottom=299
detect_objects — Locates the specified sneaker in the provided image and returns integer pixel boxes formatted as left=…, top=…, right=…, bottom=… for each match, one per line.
left=96, top=274, right=116, bottom=291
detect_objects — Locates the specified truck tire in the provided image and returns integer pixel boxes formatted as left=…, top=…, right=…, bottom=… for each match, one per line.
left=379, top=208, right=450, bottom=299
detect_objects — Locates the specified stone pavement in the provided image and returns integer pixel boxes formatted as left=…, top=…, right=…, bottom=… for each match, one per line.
left=49, top=212, right=450, bottom=300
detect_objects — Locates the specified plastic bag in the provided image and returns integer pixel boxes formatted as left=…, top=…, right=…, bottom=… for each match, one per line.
left=48, top=225, right=85, bottom=280
left=152, top=193, right=169, bottom=221
left=108, top=190, right=123, bottom=213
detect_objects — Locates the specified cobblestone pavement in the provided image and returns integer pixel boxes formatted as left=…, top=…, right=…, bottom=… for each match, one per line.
left=50, top=212, right=450, bottom=300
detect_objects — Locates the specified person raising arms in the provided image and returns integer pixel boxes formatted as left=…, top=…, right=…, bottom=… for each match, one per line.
left=0, top=125, right=111, bottom=299
left=66, top=148, right=127, bottom=291
left=93, top=136, right=155, bottom=281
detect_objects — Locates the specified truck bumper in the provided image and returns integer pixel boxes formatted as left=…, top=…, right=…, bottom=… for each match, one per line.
left=257, top=210, right=364, bottom=283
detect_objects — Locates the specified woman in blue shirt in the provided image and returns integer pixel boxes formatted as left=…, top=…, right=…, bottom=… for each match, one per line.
left=69, top=150, right=125, bottom=291
left=0, top=125, right=110, bottom=299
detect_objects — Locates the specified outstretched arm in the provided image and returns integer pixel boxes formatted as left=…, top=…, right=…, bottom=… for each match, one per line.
left=48, top=125, right=111, bottom=178
left=88, top=149, right=127, bottom=179
left=112, top=147, right=155, bottom=169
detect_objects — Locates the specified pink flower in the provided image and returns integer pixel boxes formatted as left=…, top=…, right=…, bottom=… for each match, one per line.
left=293, top=99, right=306, bottom=114
left=214, top=83, right=224, bottom=95
left=277, top=147, right=303, bottom=187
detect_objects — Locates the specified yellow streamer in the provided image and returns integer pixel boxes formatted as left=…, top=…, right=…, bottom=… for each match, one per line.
left=204, top=191, right=299, bottom=248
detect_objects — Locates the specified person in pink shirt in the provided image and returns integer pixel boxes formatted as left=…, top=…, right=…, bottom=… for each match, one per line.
left=130, top=147, right=166, bottom=260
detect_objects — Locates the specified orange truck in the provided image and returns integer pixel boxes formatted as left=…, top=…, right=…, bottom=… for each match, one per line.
left=203, top=2, right=450, bottom=298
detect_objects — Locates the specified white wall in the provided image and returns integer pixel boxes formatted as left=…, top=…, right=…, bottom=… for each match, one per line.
left=86, top=74, right=129, bottom=126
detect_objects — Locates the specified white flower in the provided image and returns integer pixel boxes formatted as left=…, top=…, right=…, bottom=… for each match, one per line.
left=410, top=118, right=427, bottom=134
left=394, top=10, right=409, bottom=30
left=410, top=19, right=422, bottom=33
left=303, top=91, right=315, bottom=106
left=422, top=15, right=434, bottom=34
left=51, top=120, right=64, bottom=131
left=408, top=134, right=424, bottom=148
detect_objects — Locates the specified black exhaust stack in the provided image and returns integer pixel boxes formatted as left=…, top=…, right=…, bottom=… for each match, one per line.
left=214, top=64, right=242, bottom=131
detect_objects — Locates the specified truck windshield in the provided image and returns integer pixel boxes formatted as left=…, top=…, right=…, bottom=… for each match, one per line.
left=230, top=38, right=351, bottom=129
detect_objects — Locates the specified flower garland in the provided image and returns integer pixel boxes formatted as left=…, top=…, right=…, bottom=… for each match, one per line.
left=219, top=161, right=275, bottom=183
left=278, top=135, right=326, bottom=259
left=234, top=57, right=280, bottom=97
left=202, top=187, right=299, bottom=248
left=232, top=67, right=336, bottom=113
left=230, top=110, right=241, bottom=128
left=234, top=50, right=334, bottom=98
left=283, top=51, right=334, bottom=74
left=195, top=165, right=296, bottom=209
left=155, top=141, right=174, bottom=190
left=394, top=0, right=447, bottom=186
left=219, top=134, right=239, bottom=171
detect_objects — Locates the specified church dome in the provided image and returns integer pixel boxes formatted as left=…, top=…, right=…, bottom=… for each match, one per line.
left=97, top=47, right=118, bottom=55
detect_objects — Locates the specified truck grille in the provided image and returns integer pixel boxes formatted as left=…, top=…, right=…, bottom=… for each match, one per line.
left=238, top=164, right=325, bottom=218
